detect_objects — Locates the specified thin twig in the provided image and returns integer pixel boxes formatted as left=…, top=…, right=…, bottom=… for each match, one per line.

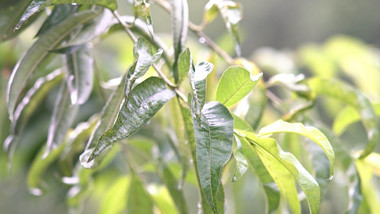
left=155, top=0, right=235, bottom=65
left=113, top=10, right=188, bottom=102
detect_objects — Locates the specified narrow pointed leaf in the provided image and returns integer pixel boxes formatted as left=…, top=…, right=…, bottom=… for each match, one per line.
left=126, top=37, right=163, bottom=95
left=170, top=0, right=189, bottom=82
left=236, top=130, right=320, bottom=214
left=35, top=4, right=77, bottom=37
left=192, top=101, right=234, bottom=213
left=216, top=66, right=262, bottom=107
left=27, top=143, right=66, bottom=195
left=86, top=77, right=175, bottom=167
left=100, top=176, right=130, bottom=214
left=64, top=45, right=94, bottom=105
left=46, top=83, right=79, bottom=155
left=16, top=0, right=116, bottom=29
left=177, top=48, right=191, bottom=84
left=258, top=119, right=335, bottom=177
left=148, top=186, right=179, bottom=214
left=7, top=9, right=100, bottom=119
left=11, top=70, right=64, bottom=135
left=333, top=103, right=380, bottom=136
left=239, top=136, right=281, bottom=213
left=204, top=0, right=242, bottom=56
left=189, top=61, right=214, bottom=118
left=306, top=78, right=378, bottom=158
left=0, top=0, right=35, bottom=42
left=134, top=0, right=154, bottom=38
left=127, top=175, right=154, bottom=214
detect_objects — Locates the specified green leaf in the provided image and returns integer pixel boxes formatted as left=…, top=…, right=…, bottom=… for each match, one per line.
left=170, top=0, right=189, bottom=82
left=333, top=103, right=380, bottom=136
left=80, top=72, right=125, bottom=166
left=204, top=0, right=242, bottom=56
left=7, top=9, right=100, bottom=120
left=238, top=136, right=281, bottom=214
left=192, top=101, right=234, bottom=213
left=134, top=0, right=154, bottom=38
left=100, top=176, right=130, bottom=214
left=46, top=83, right=79, bottom=155
left=0, top=0, right=36, bottom=42
left=232, top=137, right=248, bottom=182
left=35, top=4, right=77, bottom=37
left=159, top=163, right=188, bottom=214
left=16, top=0, right=116, bottom=29
left=177, top=48, right=191, bottom=84
left=27, top=143, right=66, bottom=195
left=307, top=77, right=379, bottom=158
left=85, top=77, right=175, bottom=168
left=127, top=174, right=154, bottom=214
left=236, top=130, right=320, bottom=214
left=64, top=45, right=94, bottom=105
left=216, top=66, right=262, bottom=107
left=148, top=185, right=179, bottom=214
left=126, top=37, right=163, bottom=95
left=189, top=61, right=214, bottom=118
left=258, top=119, right=335, bottom=177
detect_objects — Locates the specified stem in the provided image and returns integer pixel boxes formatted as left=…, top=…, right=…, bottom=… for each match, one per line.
left=112, top=10, right=188, bottom=103
left=155, top=0, right=235, bottom=65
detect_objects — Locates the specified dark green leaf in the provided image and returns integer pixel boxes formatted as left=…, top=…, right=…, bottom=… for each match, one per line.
left=170, top=0, right=189, bottom=82
left=258, top=120, right=335, bottom=177
left=64, top=45, right=94, bottom=105
left=0, top=0, right=36, bottom=42
left=35, top=4, right=77, bottom=37
left=189, top=61, right=214, bottom=119
left=86, top=77, right=175, bottom=168
left=127, top=174, right=154, bottom=214
left=45, top=83, right=79, bottom=155
left=7, top=9, right=100, bottom=120
left=216, top=66, right=262, bottom=107
left=306, top=78, right=379, bottom=158
left=192, top=101, right=234, bottom=213
left=16, top=0, right=116, bottom=29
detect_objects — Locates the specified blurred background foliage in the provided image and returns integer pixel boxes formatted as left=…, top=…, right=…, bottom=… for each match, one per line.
left=1, top=0, right=380, bottom=213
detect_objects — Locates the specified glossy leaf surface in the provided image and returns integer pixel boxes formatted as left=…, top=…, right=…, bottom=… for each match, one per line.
left=86, top=77, right=175, bottom=168
left=216, top=66, right=262, bottom=107
left=192, top=101, right=234, bottom=213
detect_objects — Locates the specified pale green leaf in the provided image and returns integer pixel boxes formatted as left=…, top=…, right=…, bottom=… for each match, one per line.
left=258, top=119, right=335, bottom=177
left=307, top=77, right=379, bottom=158
left=333, top=103, right=380, bottom=136
left=238, top=135, right=281, bottom=214
left=236, top=130, right=320, bottom=214
left=7, top=9, right=100, bottom=120
left=100, top=176, right=130, bottom=214
left=127, top=174, right=154, bottom=214
left=170, top=0, right=189, bottom=82
left=134, top=0, right=154, bottom=38
left=216, top=66, right=262, bottom=107
left=85, top=77, right=175, bottom=168
left=192, top=101, right=234, bottom=213
left=148, top=185, right=179, bottom=214
left=64, top=45, right=94, bottom=105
